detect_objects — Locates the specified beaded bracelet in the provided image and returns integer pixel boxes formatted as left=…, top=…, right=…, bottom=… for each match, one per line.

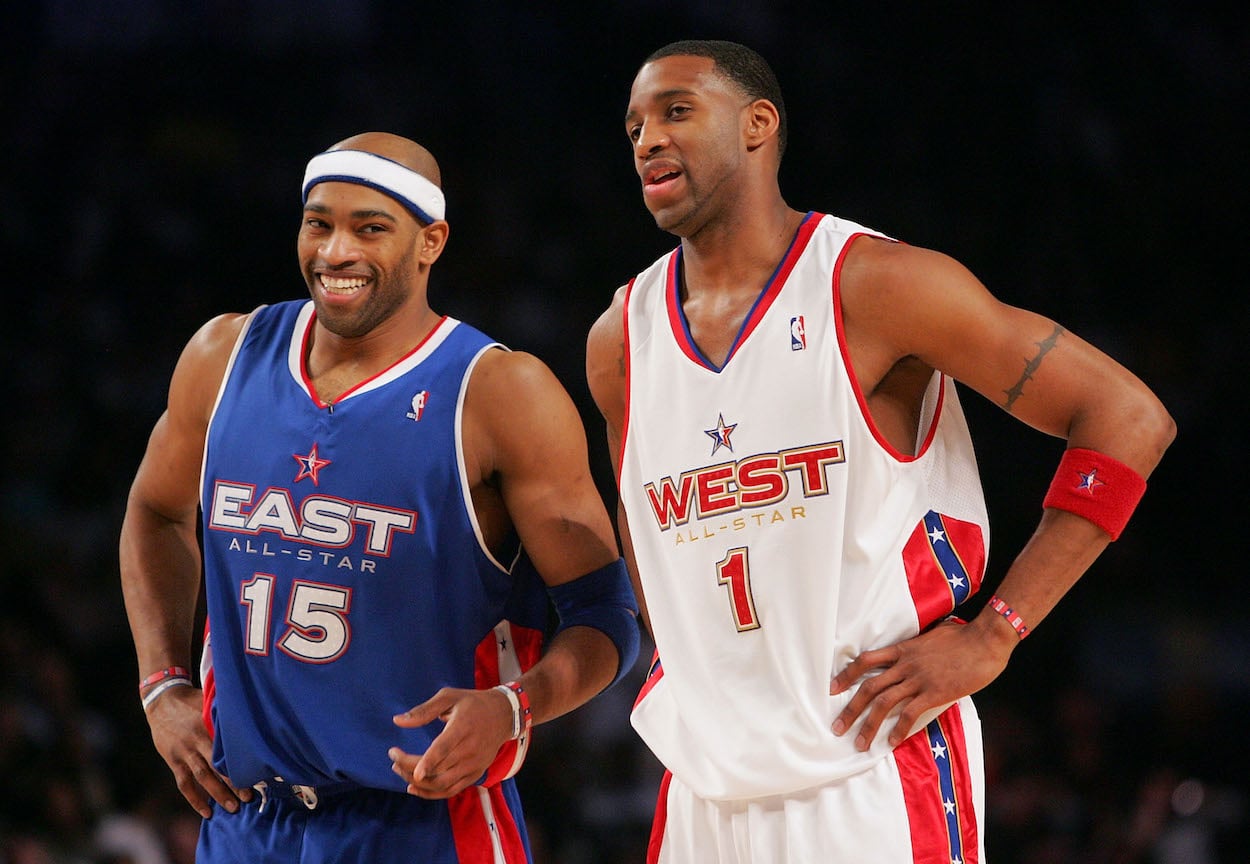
left=987, top=594, right=1030, bottom=639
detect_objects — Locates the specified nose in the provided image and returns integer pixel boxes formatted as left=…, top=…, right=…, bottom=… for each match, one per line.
left=634, top=122, right=669, bottom=160
left=318, top=228, right=363, bottom=265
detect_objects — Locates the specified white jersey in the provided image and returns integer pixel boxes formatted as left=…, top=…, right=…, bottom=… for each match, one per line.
left=621, top=213, right=990, bottom=800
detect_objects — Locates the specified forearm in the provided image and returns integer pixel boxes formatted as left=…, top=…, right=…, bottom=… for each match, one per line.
left=971, top=509, right=1110, bottom=650
left=119, top=504, right=203, bottom=677
left=515, top=625, right=620, bottom=725
left=980, top=380, right=1175, bottom=643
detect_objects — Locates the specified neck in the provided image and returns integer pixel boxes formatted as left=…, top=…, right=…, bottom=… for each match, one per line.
left=307, top=303, right=441, bottom=388
left=679, top=198, right=805, bottom=296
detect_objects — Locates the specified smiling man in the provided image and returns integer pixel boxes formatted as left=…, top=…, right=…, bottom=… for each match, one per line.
left=120, top=132, right=638, bottom=863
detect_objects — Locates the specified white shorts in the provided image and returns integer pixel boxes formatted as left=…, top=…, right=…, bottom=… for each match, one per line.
left=646, top=699, right=986, bottom=863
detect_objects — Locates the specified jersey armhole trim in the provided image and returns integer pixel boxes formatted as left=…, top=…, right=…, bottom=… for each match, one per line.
left=455, top=342, right=513, bottom=575
left=832, top=235, right=944, bottom=463
left=200, top=306, right=265, bottom=500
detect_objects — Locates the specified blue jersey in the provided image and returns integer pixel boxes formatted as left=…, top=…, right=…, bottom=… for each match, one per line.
left=199, top=300, right=544, bottom=793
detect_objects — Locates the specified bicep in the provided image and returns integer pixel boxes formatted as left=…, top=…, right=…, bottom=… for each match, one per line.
left=129, top=313, right=246, bottom=522
left=874, top=247, right=1143, bottom=441
left=477, top=353, right=619, bottom=585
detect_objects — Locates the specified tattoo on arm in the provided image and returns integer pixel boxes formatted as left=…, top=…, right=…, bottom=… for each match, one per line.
left=1002, top=324, right=1065, bottom=412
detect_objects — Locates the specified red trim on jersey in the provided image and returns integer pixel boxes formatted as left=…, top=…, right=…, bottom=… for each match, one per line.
left=663, top=251, right=706, bottom=367
left=299, top=311, right=451, bottom=408
left=633, top=650, right=664, bottom=710
left=895, top=704, right=980, bottom=863
left=664, top=212, right=822, bottom=372
left=736, top=212, right=821, bottom=346
left=449, top=785, right=530, bottom=863
left=618, top=276, right=638, bottom=489
left=200, top=620, right=215, bottom=737
left=832, top=234, right=946, bottom=462
left=646, top=770, right=675, bottom=864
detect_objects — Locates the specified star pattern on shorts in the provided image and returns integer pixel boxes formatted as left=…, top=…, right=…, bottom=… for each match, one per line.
left=705, top=413, right=738, bottom=456
left=293, top=443, right=332, bottom=485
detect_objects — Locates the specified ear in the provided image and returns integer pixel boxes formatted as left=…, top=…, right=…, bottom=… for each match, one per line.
left=743, top=99, right=781, bottom=153
left=417, top=220, right=450, bottom=265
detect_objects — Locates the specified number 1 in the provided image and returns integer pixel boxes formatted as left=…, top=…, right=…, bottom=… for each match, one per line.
left=716, top=547, right=760, bottom=631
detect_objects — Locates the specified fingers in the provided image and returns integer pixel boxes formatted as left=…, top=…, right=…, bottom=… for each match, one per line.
left=183, top=757, right=247, bottom=818
left=829, top=646, right=896, bottom=695
left=830, top=645, right=912, bottom=751
left=393, top=688, right=455, bottom=729
left=388, top=746, right=479, bottom=800
left=148, top=689, right=247, bottom=818
left=831, top=671, right=908, bottom=750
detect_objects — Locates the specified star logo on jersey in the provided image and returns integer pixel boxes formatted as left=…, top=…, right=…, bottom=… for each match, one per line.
left=704, top=413, right=737, bottom=456
left=293, top=443, right=332, bottom=485
left=1076, top=468, right=1106, bottom=494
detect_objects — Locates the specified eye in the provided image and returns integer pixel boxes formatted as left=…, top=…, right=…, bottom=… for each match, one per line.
left=667, top=104, right=692, bottom=120
left=628, top=124, right=642, bottom=142
left=304, top=217, right=329, bottom=230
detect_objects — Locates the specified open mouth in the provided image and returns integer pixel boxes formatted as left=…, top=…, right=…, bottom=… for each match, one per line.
left=646, top=168, right=681, bottom=187
left=319, top=275, right=369, bottom=296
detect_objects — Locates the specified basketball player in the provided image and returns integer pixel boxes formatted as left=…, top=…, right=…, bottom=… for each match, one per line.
left=586, top=40, right=1174, bottom=862
left=120, top=132, right=639, bottom=862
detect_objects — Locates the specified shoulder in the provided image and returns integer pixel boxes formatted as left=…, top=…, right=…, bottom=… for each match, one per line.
left=842, top=236, right=975, bottom=297
left=168, top=312, right=252, bottom=424
left=470, top=346, right=559, bottom=391
left=841, top=239, right=994, bottom=339
left=467, top=348, right=577, bottom=431
left=587, top=285, right=628, bottom=354
left=463, top=348, right=586, bottom=474
left=190, top=311, right=251, bottom=356
left=585, top=285, right=629, bottom=425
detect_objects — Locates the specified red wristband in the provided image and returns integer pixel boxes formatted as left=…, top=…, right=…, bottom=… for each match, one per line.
left=1043, top=447, right=1146, bottom=540
left=988, top=594, right=1029, bottom=639
left=139, top=666, right=191, bottom=692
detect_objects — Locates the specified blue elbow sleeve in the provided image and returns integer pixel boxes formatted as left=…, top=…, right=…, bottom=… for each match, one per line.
left=546, top=558, right=640, bottom=688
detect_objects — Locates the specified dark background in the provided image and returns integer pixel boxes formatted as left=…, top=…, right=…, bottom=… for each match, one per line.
left=2, top=2, right=1246, bottom=862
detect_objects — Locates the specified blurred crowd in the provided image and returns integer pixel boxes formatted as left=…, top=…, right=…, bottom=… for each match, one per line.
left=2, top=2, right=1247, bottom=861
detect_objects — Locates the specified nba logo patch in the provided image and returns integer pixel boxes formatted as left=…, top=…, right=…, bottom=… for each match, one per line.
left=790, top=315, right=806, bottom=351
left=406, top=390, right=429, bottom=421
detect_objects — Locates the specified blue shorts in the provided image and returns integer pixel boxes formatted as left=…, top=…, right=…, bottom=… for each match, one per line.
left=197, top=782, right=532, bottom=863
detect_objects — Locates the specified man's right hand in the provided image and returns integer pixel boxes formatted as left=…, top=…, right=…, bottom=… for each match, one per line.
left=145, top=685, right=253, bottom=818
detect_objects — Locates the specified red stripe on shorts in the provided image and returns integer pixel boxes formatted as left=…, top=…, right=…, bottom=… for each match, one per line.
left=449, top=785, right=529, bottom=863
left=895, top=703, right=980, bottom=863
left=646, top=770, right=674, bottom=864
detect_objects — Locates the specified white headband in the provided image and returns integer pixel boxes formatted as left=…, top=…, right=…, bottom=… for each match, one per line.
left=301, top=149, right=446, bottom=223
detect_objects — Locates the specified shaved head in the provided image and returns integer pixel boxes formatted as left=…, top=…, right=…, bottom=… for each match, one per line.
left=329, top=132, right=442, bottom=189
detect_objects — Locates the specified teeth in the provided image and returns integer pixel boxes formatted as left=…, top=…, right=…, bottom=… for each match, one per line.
left=321, top=275, right=367, bottom=292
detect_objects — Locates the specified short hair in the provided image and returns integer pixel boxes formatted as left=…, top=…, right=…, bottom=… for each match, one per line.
left=645, top=40, right=787, bottom=158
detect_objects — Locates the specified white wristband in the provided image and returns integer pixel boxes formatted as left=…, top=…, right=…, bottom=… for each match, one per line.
left=141, top=676, right=193, bottom=710
left=493, top=683, right=522, bottom=740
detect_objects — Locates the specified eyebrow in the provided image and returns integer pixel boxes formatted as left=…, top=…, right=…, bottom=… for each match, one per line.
left=624, top=88, right=697, bottom=124
left=303, top=202, right=399, bottom=223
